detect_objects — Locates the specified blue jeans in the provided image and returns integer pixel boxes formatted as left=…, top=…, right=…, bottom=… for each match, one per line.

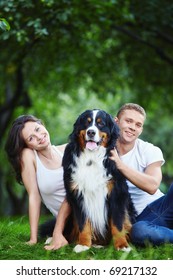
left=130, top=183, right=173, bottom=246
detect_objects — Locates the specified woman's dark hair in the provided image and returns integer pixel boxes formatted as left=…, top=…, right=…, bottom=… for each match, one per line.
left=5, top=115, right=43, bottom=185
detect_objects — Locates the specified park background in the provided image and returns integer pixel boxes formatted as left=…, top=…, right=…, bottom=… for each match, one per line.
left=1, top=0, right=173, bottom=219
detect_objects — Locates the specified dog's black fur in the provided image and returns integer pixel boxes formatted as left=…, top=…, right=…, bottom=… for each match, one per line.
left=61, top=109, right=136, bottom=252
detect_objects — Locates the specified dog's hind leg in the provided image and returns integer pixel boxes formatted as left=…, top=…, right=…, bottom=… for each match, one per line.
left=123, top=215, right=133, bottom=243
left=73, top=219, right=92, bottom=253
left=111, top=220, right=132, bottom=252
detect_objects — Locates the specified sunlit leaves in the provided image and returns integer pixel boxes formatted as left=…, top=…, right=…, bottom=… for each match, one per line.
left=0, top=18, right=10, bottom=31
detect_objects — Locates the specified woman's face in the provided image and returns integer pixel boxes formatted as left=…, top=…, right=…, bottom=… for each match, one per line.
left=21, top=121, right=51, bottom=150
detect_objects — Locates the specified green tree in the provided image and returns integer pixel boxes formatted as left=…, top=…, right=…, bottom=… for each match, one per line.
left=1, top=0, right=173, bottom=142
left=1, top=0, right=173, bottom=215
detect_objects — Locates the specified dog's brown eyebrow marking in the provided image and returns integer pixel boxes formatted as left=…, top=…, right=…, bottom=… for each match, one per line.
left=87, top=117, right=92, bottom=122
left=97, top=118, right=102, bottom=123
left=86, top=160, right=93, bottom=166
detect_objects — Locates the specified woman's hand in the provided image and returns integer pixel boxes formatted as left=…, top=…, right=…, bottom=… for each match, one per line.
left=25, top=239, right=37, bottom=245
left=44, top=233, right=68, bottom=250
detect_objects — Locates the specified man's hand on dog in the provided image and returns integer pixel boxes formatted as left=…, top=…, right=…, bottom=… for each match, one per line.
left=109, top=148, right=122, bottom=169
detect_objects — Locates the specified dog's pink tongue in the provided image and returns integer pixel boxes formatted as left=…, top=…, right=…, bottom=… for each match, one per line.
left=86, top=141, right=97, bottom=150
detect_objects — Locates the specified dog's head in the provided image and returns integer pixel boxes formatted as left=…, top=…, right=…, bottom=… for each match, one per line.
left=69, top=109, right=119, bottom=151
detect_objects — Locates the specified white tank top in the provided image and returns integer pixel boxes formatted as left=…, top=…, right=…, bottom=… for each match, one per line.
left=34, top=146, right=66, bottom=217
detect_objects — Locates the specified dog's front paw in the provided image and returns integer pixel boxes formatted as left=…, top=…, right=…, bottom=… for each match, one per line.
left=44, top=237, right=52, bottom=245
left=118, top=246, right=132, bottom=252
left=73, top=244, right=90, bottom=253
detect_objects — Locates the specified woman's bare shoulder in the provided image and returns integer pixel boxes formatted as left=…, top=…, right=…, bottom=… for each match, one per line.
left=21, top=148, right=36, bottom=171
left=21, top=148, right=35, bottom=160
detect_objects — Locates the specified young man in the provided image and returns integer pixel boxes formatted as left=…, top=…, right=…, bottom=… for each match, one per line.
left=110, top=103, right=173, bottom=246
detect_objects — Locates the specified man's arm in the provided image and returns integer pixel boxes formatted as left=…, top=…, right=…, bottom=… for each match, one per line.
left=109, top=149, right=162, bottom=194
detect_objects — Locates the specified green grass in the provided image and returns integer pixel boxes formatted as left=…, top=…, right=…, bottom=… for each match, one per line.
left=0, top=216, right=172, bottom=260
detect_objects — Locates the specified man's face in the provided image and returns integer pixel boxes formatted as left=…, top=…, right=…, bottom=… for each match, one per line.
left=115, top=109, right=145, bottom=144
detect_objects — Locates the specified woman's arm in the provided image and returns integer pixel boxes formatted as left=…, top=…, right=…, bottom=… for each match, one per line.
left=21, top=148, right=42, bottom=244
left=44, top=198, right=71, bottom=250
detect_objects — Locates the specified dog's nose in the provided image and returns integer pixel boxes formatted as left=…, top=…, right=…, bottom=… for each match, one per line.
left=87, top=129, right=96, bottom=138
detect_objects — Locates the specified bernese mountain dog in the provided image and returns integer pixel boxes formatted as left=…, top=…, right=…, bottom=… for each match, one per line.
left=62, top=109, right=136, bottom=253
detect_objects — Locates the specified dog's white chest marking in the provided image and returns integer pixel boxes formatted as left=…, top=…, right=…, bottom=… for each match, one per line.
left=72, top=146, right=112, bottom=236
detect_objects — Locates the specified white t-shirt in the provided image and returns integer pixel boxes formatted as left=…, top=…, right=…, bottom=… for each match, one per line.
left=120, top=138, right=165, bottom=216
left=34, top=146, right=66, bottom=217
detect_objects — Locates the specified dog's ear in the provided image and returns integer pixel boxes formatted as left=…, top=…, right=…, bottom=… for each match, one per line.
left=69, top=110, right=90, bottom=143
left=69, top=118, right=79, bottom=142
left=106, top=113, right=120, bottom=148
left=67, top=115, right=83, bottom=156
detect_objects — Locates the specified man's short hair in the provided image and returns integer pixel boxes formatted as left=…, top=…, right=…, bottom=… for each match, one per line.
left=116, top=103, right=146, bottom=120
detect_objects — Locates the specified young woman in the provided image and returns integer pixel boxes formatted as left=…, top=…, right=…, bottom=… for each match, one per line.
left=5, top=115, right=70, bottom=249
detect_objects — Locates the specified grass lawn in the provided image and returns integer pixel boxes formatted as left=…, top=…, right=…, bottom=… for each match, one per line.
left=0, top=216, right=172, bottom=260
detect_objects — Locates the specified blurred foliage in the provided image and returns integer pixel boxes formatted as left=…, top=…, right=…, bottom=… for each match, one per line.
left=1, top=0, right=173, bottom=215
left=1, top=0, right=173, bottom=103
left=0, top=18, right=10, bottom=31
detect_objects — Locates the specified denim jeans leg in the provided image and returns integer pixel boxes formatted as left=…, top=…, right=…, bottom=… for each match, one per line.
left=131, top=220, right=173, bottom=246
left=130, top=183, right=173, bottom=245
